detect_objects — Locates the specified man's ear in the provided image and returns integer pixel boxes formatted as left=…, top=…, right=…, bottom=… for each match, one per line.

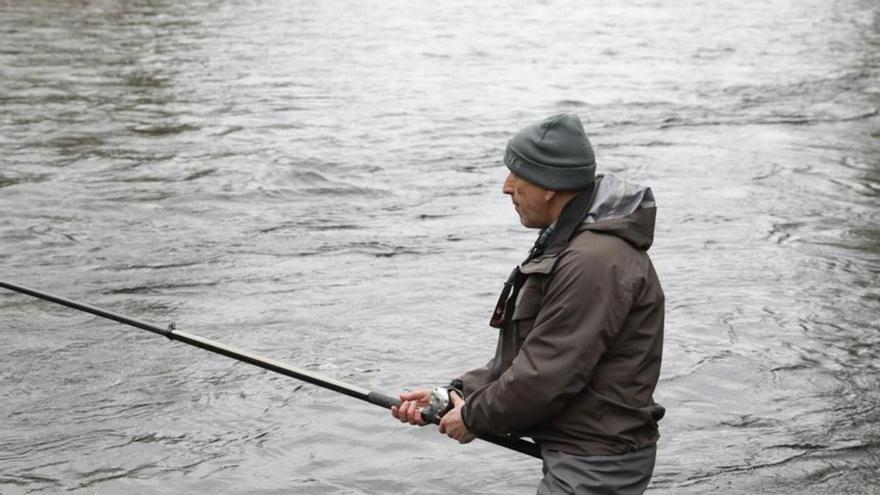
left=544, top=189, right=556, bottom=202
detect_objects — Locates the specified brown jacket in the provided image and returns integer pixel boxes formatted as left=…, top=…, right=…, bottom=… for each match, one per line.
left=458, top=175, right=665, bottom=456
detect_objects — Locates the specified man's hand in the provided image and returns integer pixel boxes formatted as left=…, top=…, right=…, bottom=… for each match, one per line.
left=439, top=392, right=475, bottom=444
left=391, top=389, right=430, bottom=426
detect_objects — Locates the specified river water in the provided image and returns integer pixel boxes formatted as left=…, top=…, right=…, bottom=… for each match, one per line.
left=1, top=0, right=878, bottom=493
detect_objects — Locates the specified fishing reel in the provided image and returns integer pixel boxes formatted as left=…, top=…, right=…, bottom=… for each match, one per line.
left=420, top=386, right=456, bottom=425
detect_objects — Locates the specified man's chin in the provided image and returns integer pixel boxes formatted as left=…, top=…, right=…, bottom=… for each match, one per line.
left=518, top=217, right=543, bottom=229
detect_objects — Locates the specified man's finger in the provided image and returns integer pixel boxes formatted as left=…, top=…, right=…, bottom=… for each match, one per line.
left=401, top=401, right=416, bottom=423
left=403, top=401, right=416, bottom=423
left=405, top=401, right=423, bottom=425
left=399, top=390, right=427, bottom=402
left=402, top=403, right=413, bottom=423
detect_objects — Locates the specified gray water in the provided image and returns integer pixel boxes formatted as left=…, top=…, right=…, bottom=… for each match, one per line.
left=1, top=0, right=878, bottom=493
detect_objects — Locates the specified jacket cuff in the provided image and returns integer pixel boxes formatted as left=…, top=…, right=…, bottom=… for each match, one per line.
left=447, top=379, right=464, bottom=398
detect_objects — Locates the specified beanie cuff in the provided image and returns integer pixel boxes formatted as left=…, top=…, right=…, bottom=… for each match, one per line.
left=505, top=146, right=596, bottom=191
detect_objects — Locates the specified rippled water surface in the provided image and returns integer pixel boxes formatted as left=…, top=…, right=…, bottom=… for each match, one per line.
left=1, top=0, right=878, bottom=493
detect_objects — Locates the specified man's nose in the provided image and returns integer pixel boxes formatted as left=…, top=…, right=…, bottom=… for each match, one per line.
left=502, top=172, right=514, bottom=195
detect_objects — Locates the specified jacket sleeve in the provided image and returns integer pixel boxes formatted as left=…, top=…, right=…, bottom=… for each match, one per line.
left=461, top=248, right=634, bottom=434
left=455, top=357, right=497, bottom=397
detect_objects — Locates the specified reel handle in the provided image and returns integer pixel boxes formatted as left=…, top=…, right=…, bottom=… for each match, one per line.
left=420, top=406, right=442, bottom=425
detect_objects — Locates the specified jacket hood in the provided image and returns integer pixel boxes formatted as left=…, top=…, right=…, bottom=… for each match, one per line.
left=579, top=174, right=656, bottom=250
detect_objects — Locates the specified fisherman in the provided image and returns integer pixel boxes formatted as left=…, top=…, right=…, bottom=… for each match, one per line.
left=392, top=113, right=665, bottom=494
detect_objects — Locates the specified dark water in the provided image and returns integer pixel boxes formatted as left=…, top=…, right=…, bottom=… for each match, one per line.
left=1, top=0, right=878, bottom=493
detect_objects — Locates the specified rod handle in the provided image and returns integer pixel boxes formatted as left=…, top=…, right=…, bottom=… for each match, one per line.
left=367, top=391, right=402, bottom=409
left=367, top=390, right=439, bottom=425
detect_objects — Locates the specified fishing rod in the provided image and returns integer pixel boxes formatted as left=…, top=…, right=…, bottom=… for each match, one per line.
left=0, top=279, right=541, bottom=459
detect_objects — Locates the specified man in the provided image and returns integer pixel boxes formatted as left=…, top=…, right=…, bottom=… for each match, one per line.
left=392, top=113, right=665, bottom=495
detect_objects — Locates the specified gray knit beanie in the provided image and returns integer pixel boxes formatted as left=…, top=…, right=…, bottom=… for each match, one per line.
left=503, top=113, right=596, bottom=190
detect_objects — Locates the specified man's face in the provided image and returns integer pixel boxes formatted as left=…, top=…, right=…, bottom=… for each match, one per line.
left=503, top=172, right=553, bottom=228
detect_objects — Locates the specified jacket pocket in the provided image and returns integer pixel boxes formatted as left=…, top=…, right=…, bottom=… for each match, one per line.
left=512, top=280, right=543, bottom=339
